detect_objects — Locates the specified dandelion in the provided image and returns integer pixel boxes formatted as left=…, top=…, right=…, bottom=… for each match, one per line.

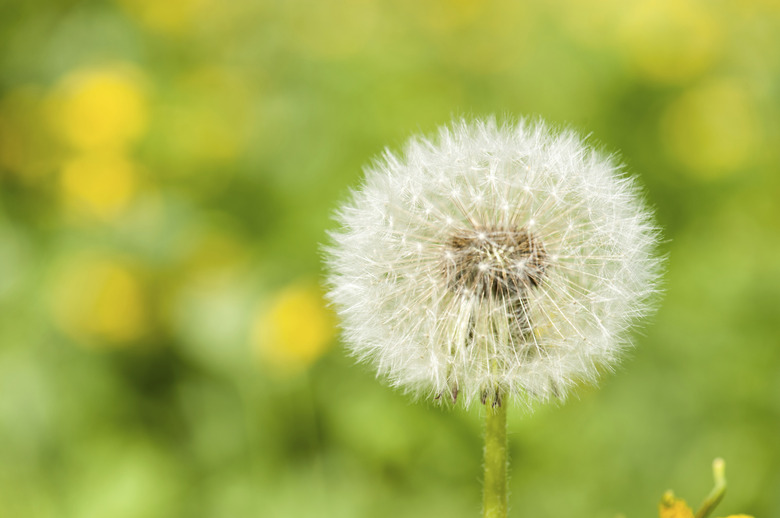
left=327, top=117, right=660, bottom=404
left=325, top=117, right=661, bottom=517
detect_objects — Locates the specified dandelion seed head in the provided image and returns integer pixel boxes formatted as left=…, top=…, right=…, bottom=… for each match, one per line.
left=325, top=117, right=662, bottom=407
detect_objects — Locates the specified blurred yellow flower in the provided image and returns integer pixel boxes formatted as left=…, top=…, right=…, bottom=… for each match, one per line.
left=117, top=0, right=211, bottom=35
left=658, top=460, right=752, bottom=518
left=443, top=1, right=535, bottom=73
left=284, top=0, right=379, bottom=59
left=49, top=66, right=148, bottom=152
left=659, top=492, right=694, bottom=518
left=400, top=0, right=485, bottom=33
left=162, top=104, right=243, bottom=166
left=730, top=0, right=780, bottom=13
left=252, top=282, right=335, bottom=374
left=618, top=0, right=721, bottom=83
left=549, top=0, right=622, bottom=49
left=660, top=78, right=761, bottom=179
left=60, top=153, right=138, bottom=220
left=51, top=257, right=148, bottom=347
left=178, top=227, right=249, bottom=279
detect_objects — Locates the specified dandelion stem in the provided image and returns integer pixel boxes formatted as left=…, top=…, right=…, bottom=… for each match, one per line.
left=483, top=394, right=507, bottom=518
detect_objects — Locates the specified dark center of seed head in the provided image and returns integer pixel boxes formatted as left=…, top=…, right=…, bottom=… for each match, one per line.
left=443, top=226, right=548, bottom=298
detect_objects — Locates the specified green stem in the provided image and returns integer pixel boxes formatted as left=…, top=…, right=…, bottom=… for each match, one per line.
left=483, top=396, right=508, bottom=518
left=695, top=458, right=726, bottom=518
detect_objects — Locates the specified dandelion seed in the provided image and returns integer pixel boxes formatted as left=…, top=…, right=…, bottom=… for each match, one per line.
left=325, top=117, right=661, bottom=407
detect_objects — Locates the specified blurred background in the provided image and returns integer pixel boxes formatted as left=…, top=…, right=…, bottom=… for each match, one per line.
left=1, top=0, right=779, bottom=516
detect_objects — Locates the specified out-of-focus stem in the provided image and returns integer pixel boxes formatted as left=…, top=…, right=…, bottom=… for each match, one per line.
left=696, top=458, right=727, bottom=518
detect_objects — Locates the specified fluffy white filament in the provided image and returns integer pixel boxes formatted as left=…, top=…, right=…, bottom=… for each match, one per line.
left=326, top=118, right=661, bottom=407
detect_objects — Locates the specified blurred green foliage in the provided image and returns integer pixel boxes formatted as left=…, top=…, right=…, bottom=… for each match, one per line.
left=1, top=0, right=779, bottom=517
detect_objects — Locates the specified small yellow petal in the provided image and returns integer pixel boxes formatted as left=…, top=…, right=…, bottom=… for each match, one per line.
left=659, top=491, right=695, bottom=518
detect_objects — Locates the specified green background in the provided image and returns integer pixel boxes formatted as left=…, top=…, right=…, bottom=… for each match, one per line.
left=1, top=0, right=778, bottom=516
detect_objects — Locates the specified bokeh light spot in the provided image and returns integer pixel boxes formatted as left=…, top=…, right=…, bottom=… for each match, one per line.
left=60, top=153, right=138, bottom=220
left=51, top=257, right=148, bottom=347
left=117, top=0, right=211, bottom=35
left=285, top=0, right=379, bottom=59
left=252, top=282, right=335, bottom=374
left=401, top=0, right=485, bottom=33
left=660, top=79, right=761, bottom=179
left=547, top=0, right=621, bottom=49
left=49, top=66, right=148, bottom=151
left=618, top=0, right=721, bottom=83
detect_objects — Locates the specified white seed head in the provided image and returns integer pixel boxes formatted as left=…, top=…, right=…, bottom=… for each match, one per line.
left=325, top=118, right=662, bottom=407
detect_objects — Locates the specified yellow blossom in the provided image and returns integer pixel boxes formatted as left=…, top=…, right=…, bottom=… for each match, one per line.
left=284, top=0, right=379, bottom=59
left=660, top=78, right=761, bottom=179
left=618, top=0, right=721, bottom=83
left=51, top=256, right=148, bottom=347
left=659, top=491, right=695, bottom=518
left=117, top=0, right=212, bottom=35
left=401, top=0, right=484, bottom=33
left=252, top=282, right=335, bottom=374
left=60, top=153, right=138, bottom=220
left=49, top=66, right=148, bottom=152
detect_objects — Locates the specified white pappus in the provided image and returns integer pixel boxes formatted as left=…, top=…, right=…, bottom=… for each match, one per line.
left=325, top=117, right=662, bottom=407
